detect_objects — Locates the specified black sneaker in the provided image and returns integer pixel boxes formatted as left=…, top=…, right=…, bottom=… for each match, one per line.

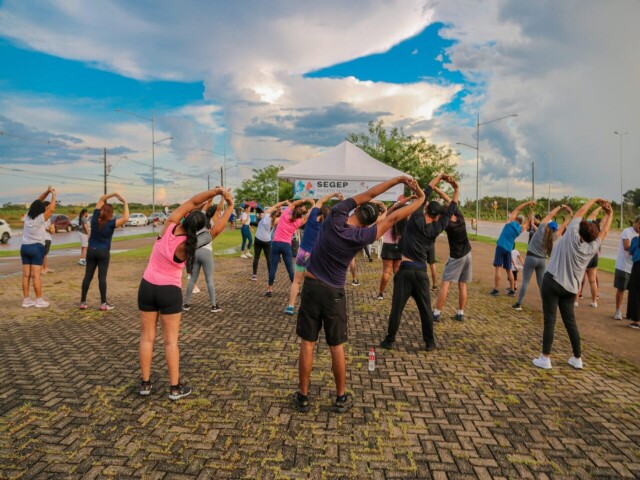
left=351, top=279, right=360, bottom=286
left=490, top=289, right=500, bottom=296
left=168, top=383, right=192, bottom=401
left=333, top=393, right=354, bottom=413
left=264, top=291, right=273, bottom=297
left=139, top=380, right=152, bottom=396
left=453, top=313, right=464, bottom=322
left=211, top=304, right=222, bottom=313
left=425, top=340, right=436, bottom=351
left=507, top=289, right=516, bottom=297
left=512, top=303, right=522, bottom=311
left=380, top=337, right=394, bottom=350
left=292, top=391, right=310, bottom=412
left=182, top=304, right=191, bottom=311
left=433, top=313, right=441, bottom=323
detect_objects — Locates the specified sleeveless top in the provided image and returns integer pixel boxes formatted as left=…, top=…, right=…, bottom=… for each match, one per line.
left=143, top=224, right=187, bottom=288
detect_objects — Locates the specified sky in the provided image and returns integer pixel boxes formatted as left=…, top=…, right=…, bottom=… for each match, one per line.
left=0, top=0, right=638, bottom=208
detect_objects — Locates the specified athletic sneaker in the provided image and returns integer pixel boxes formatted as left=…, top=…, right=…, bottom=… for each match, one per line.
left=34, top=298, right=49, bottom=308
left=380, top=337, right=395, bottom=350
left=614, top=310, right=623, bottom=320
left=333, top=393, right=354, bottom=413
left=22, top=298, right=35, bottom=308
left=507, top=289, right=516, bottom=297
left=568, top=356, right=583, bottom=370
left=424, top=340, right=436, bottom=352
left=532, top=354, right=552, bottom=369
left=490, top=289, right=500, bottom=296
left=251, top=275, right=257, bottom=281
left=264, top=291, right=273, bottom=297
left=431, top=285, right=437, bottom=291
left=192, top=285, right=201, bottom=294
left=351, top=279, right=360, bottom=286
left=100, top=303, right=114, bottom=311
left=292, top=391, right=310, bottom=413
left=240, top=254, right=248, bottom=259
left=284, top=305, right=295, bottom=315
left=78, top=259, right=86, bottom=266
left=245, top=252, right=253, bottom=258
left=433, top=313, right=441, bottom=323
left=589, top=302, right=598, bottom=308
left=376, top=294, right=384, bottom=300
left=453, top=313, right=464, bottom=322
left=168, top=384, right=192, bottom=401
left=574, top=302, right=579, bottom=307
left=140, top=380, right=152, bottom=396
left=629, top=323, right=640, bottom=330
left=79, top=302, right=88, bottom=310
left=211, top=304, right=222, bottom=313
left=512, top=303, right=523, bottom=311
left=182, top=304, right=191, bottom=311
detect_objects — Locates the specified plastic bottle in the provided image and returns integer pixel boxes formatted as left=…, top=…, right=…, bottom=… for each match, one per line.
left=368, top=347, right=376, bottom=372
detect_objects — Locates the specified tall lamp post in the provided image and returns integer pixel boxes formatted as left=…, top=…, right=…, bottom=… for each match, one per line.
left=115, top=109, right=172, bottom=220
left=614, top=131, right=628, bottom=228
left=457, top=113, right=518, bottom=234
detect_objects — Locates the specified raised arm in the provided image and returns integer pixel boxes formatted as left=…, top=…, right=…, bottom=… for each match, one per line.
left=432, top=185, right=451, bottom=204
left=352, top=176, right=415, bottom=206
left=210, top=189, right=235, bottom=238
left=96, top=192, right=119, bottom=210
left=167, top=187, right=226, bottom=225
left=573, top=198, right=601, bottom=220
left=43, top=188, right=56, bottom=220
left=556, top=205, right=574, bottom=237
left=374, top=179, right=425, bottom=240
left=265, top=200, right=288, bottom=215
left=596, top=200, right=613, bottom=242
left=38, top=186, right=53, bottom=202
left=315, top=192, right=343, bottom=208
left=113, top=193, right=129, bottom=228
left=587, top=206, right=602, bottom=221
left=509, top=200, right=536, bottom=222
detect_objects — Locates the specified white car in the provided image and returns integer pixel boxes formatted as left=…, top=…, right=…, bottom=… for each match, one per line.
left=0, top=218, right=12, bottom=244
left=125, top=213, right=149, bottom=226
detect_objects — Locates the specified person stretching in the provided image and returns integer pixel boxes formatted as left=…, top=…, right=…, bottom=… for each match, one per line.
left=430, top=185, right=471, bottom=322
left=138, top=187, right=234, bottom=400
left=252, top=201, right=287, bottom=281
left=577, top=207, right=602, bottom=308
left=79, top=193, right=129, bottom=310
left=380, top=174, right=458, bottom=351
left=78, top=208, right=90, bottom=265
left=532, top=198, right=612, bottom=370
left=20, top=186, right=56, bottom=308
left=613, top=215, right=640, bottom=320
left=266, top=198, right=313, bottom=297
left=490, top=200, right=536, bottom=296
left=239, top=203, right=254, bottom=258
left=512, top=204, right=572, bottom=311
left=284, top=192, right=343, bottom=315
left=293, top=176, right=423, bottom=414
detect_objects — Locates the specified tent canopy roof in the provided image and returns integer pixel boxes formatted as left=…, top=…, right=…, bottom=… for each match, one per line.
left=277, top=141, right=407, bottom=181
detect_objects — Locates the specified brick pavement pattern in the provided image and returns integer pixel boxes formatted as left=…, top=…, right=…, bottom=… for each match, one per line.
left=1, top=250, right=640, bottom=479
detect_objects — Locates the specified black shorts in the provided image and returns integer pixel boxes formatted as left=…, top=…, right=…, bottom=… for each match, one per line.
left=587, top=253, right=599, bottom=269
left=427, top=244, right=436, bottom=265
left=137, top=278, right=183, bottom=314
left=296, top=277, right=348, bottom=346
left=381, top=242, right=401, bottom=260
left=44, top=240, right=51, bottom=256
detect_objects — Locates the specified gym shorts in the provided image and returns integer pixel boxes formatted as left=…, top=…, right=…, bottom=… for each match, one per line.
left=442, top=252, right=473, bottom=282
left=296, top=277, right=348, bottom=346
left=586, top=253, right=599, bottom=269
left=138, top=278, right=183, bottom=314
left=493, top=245, right=511, bottom=270
left=614, top=268, right=631, bottom=291
left=79, top=233, right=89, bottom=248
left=381, top=242, right=402, bottom=260
left=20, top=243, right=45, bottom=266
left=294, top=247, right=311, bottom=273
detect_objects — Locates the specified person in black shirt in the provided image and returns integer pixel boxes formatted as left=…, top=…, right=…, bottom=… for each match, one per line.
left=380, top=174, right=459, bottom=351
left=430, top=185, right=472, bottom=322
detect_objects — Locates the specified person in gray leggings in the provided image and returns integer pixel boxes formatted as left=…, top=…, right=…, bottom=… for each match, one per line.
left=183, top=195, right=227, bottom=313
left=512, top=205, right=573, bottom=311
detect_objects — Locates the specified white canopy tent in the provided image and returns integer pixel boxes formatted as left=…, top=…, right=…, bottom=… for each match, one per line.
left=277, top=141, right=408, bottom=201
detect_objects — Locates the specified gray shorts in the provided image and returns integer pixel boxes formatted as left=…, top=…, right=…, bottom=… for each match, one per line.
left=79, top=233, right=89, bottom=248
left=442, top=252, right=473, bottom=283
left=614, top=268, right=631, bottom=291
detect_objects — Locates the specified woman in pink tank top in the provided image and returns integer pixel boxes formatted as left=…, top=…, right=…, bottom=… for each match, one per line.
left=137, top=187, right=234, bottom=400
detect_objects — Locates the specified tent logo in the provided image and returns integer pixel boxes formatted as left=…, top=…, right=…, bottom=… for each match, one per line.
left=316, top=181, right=349, bottom=188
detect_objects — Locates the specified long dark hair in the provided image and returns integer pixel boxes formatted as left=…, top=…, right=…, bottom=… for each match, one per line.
left=205, top=205, right=218, bottom=229
left=98, top=204, right=114, bottom=230
left=79, top=208, right=88, bottom=218
left=27, top=199, right=46, bottom=220
left=543, top=227, right=556, bottom=257
left=182, top=210, right=206, bottom=274
left=392, top=218, right=406, bottom=242
left=291, top=205, right=306, bottom=221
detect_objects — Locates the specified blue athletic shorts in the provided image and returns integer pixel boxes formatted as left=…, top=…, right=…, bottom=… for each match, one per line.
left=20, top=243, right=45, bottom=266
left=493, top=246, right=511, bottom=270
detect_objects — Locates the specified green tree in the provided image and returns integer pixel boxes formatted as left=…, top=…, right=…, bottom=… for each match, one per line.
left=235, top=165, right=293, bottom=206
left=346, top=120, right=460, bottom=187
left=624, top=188, right=640, bottom=208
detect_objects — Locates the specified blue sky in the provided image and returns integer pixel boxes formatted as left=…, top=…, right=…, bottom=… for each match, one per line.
left=0, top=1, right=638, bottom=207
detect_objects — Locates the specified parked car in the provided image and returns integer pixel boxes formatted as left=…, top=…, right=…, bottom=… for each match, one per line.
left=70, top=215, right=80, bottom=231
left=0, top=219, right=12, bottom=244
left=125, top=213, right=148, bottom=227
left=149, top=212, right=167, bottom=225
left=49, top=214, right=73, bottom=232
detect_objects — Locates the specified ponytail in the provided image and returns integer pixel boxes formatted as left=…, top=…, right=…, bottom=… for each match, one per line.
left=543, top=226, right=555, bottom=257
left=182, top=211, right=206, bottom=274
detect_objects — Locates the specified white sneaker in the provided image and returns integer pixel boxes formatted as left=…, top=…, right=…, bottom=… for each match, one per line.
left=589, top=302, right=598, bottom=308
left=532, top=355, right=552, bottom=369
left=240, top=254, right=247, bottom=259
left=192, top=285, right=201, bottom=294
left=568, top=356, right=583, bottom=369
left=613, top=310, right=622, bottom=320
left=574, top=302, right=579, bottom=307
left=245, top=252, right=253, bottom=258
left=35, top=298, right=50, bottom=308
left=22, top=298, right=35, bottom=308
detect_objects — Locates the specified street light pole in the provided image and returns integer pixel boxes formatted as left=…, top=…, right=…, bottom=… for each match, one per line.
left=614, top=131, right=628, bottom=228
left=457, top=112, right=518, bottom=235
left=547, top=151, right=551, bottom=214
left=531, top=161, right=535, bottom=200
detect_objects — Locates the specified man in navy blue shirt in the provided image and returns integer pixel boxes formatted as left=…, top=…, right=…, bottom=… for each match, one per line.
left=292, top=176, right=424, bottom=414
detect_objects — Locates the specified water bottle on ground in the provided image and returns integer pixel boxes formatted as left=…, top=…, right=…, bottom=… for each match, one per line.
left=368, top=347, right=376, bottom=372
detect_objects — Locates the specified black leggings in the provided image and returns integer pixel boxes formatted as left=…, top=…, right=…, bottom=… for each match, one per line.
left=541, top=272, right=581, bottom=357
left=253, top=238, right=272, bottom=275
left=81, top=247, right=110, bottom=303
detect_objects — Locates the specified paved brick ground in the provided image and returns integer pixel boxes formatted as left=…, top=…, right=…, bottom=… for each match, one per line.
left=1, top=244, right=639, bottom=479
